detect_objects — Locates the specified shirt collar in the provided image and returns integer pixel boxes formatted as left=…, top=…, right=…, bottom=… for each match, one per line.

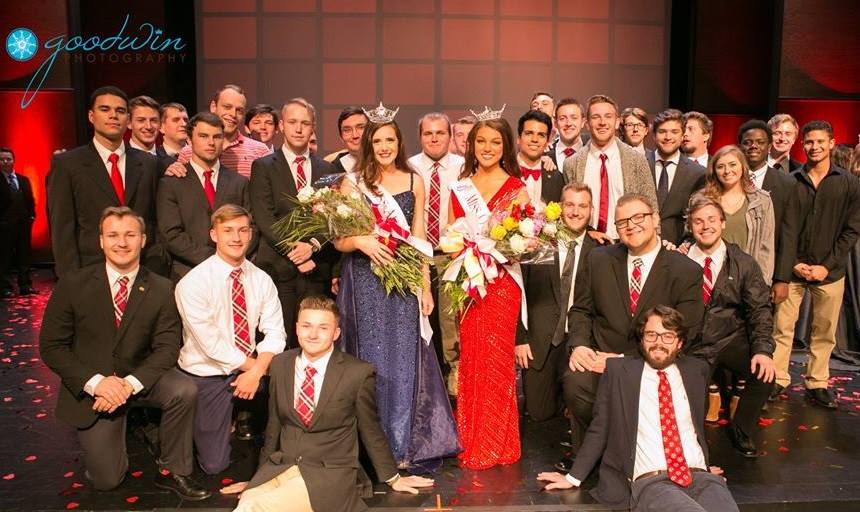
left=105, top=262, right=139, bottom=288
left=655, top=150, right=680, bottom=165
left=517, top=154, right=542, bottom=170
left=93, top=137, right=126, bottom=163
left=129, top=139, right=156, bottom=155
left=281, top=144, right=311, bottom=164
left=419, top=151, right=454, bottom=170
left=750, top=162, right=768, bottom=176
left=643, top=361, right=679, bottom=376
left=628, top=239, right=661, bottom=267
left=212, top=253, right=250, bottom=279
left=189, top=158, right=221, bottom=180
left=688, top=239, right=726, bottom=268
left=298, top=347, right=335, bottom=373
left=588, top=138, right=620, bottom=159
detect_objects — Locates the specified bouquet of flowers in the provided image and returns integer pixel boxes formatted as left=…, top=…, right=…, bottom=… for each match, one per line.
left=487, top=199, right=572, bottom=264
left=272, top=185, right=430, bottom=295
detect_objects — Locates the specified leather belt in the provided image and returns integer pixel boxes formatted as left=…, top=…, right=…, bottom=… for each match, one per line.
left=634, top=467, right=707, bottom=482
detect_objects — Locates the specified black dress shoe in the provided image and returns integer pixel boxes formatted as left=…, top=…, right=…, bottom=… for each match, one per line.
left=806, top=388, right=837, bottom=409
left=727, top=425, right=757, bottom=457
left=154, top=471, right=211, bottom=501
left=767, top=383, right=785, bottom=402
left=554, top=457, right=572, bottom=472
left=18, top=286, right=35, bottom=295
left=235, top=419, right=255, bottom=441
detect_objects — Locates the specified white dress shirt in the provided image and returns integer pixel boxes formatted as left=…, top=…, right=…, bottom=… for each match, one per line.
left=83, top=263, right=144, bottom=396
left=129, top=139, right=157, bottom=155
left=517, top=154, right=544, bottom=209
left=627, top=240, right=661, bottom=287
left=554, top=137, right=584, bottom=171
left=294, top=348, right=334, bottom=408
left=189, top=158, right=221, bottom=190
left=691, top=153, right=709, bottom=168
left=687, top=240, right=727, bottom=279
left=92, top=137, right=126, bottom=184
left=161, top=142, right=183, bottom=158
left=176, top=254, right=287, bottom=376
left=749, top=163, right=767, bottom=190
left=654, top=151, right=681, bottom=191
left=408, top=151, right=465, bottom=232
left=558, top=231, right=586, bottom=332
left=631, top=143, right=646, bottom=155
left=282, top=145, right=313, bottom=190
left=339, top=153, right=357, bottom=173
left=583, top=139, right=624, bottom=239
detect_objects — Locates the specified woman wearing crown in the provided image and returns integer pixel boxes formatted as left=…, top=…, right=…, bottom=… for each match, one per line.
left=447, top=108, right=530, bottom=469
left=333, top=103, right=460, bottom=470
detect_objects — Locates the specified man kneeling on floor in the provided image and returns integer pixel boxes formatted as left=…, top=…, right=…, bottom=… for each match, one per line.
left=220, top=296, right=434, bottom=511
left=537, top=305, right=739, bottom=512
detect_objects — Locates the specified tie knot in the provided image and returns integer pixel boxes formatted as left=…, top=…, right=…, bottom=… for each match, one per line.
left=704, top=256, right=712, bottom=267
left=305, top=365, right=317, bottom=378
left=657, top=369, right=666, bottom=378
left=117, top=275, right=129, bottom=287
left=431, top=161, right=441, bottom=170
left=204, top=169, right=213, bottom=178
left=599, top=153, right=608, bottom=162
left=658, top=159, right=671, bottom=167
left=563, top=147, right=575, bottom=157
left=108, top=153, right=119, bottom=163
left=295, top=156, right=306, bottom=165
left=230, top=268, right=242, bottom=280
left=633, top=257, right=643, bottom=268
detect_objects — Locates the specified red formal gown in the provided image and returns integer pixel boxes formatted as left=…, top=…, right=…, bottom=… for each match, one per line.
left=451, top=176, right=523, bottom=470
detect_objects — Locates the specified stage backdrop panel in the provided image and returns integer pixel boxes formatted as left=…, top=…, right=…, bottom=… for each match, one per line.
left=196, top=0, right=669, bottom=154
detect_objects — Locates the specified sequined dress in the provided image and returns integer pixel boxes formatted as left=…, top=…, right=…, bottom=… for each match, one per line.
left=337, top=187, right=460, bottom=468
left=451, top=176, right=523, bottom=469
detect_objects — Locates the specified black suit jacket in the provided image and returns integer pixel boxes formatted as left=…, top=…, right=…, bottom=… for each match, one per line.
left=155, top=145, right=179, bottom=175
left=569, top=356, right=710, bottom=509
left=248, top=349, right=398, bottom=512
left=250, top=151, right=337, bottom=282
left=0, top=172, right=36, bottom=223
left=761, top=167, right=799, bottom=283
left=546, top=134, right=589, bottom=172
left=157, top=163, right=250, bottom=280
left=519, top=235, right=598, bottom=370
left=39, top=264, right=181, bottom=428
left=646, top=151, right=706, bottom=245
left=569, top=244, right=704, bottom=355
left=539, top=162, right=565, bottom=204
left=47, top=143, right=166, bottom=277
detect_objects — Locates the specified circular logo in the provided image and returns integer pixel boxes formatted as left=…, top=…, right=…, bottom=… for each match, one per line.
left=6, top=28, right=38, bottom=62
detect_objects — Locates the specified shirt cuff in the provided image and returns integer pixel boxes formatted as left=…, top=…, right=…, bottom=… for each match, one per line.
left=385, top=473, right=400, bottom=485
left=124, top=375, right=144, bottom=395
left=565, top=473, right=581, bottom=487
left=84, top=374, right=105, bottom=396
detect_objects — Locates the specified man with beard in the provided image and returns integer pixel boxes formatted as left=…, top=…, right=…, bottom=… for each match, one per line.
left=538, top=306, right=739, bottom=512
left=684, top=192, right=776, bottom=456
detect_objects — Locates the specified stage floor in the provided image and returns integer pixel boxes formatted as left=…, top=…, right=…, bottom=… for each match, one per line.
left=2, top=271, right=860, bottom=511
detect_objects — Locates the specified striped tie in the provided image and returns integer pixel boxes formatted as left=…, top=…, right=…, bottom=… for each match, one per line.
left=295, top=156, right=307, bottom=190
left=230, top=268, right=253, bottom=356
left=295, top=365, right=317, bottom=427
left=629, top=258, right=643, bottom=315
left=428, top=162, right=441, bottom=247
left=113, top=276, right=129, bottom=327
left=702, top=257, right=713, bottom=304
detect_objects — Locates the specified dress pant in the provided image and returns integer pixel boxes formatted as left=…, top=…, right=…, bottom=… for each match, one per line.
left=709, top=340, right=773, bottom=436
left=235, top=466, right=313, bottom=512
left=275, top=275, right=326, bottom=349
left=431, top=255, right=460, bottom=395
left=522, top=340, right=565, bottom=421
left=0, top=220, right=33, bottom=290
left=77, top=369, right=196, bottom=490
left=560, top=364, right=601, bottom=455
left=631, top=472, right=739, bottom=512
left=773, top=279, right=845, bottom=389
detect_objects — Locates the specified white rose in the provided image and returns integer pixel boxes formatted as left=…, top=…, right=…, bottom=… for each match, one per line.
left=518, top=218, right=535, bottom=237
left=313, top=187, right=330, bottom=200
left=542, top=223, right=558, bottom=236
left=336, top=204, right=353, bottom=218
left=509, top=234, right=527, bottom=254
left=349, top=191, right=362, bottom=201
left=297, top=187, right=314, bottom=203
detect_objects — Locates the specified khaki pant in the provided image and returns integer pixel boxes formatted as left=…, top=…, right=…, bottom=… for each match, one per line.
left=773, top=278, right=845, bottom=389
left=434, top=254, right=460, bottom=396
left=234, top=466, right=313, bottom=512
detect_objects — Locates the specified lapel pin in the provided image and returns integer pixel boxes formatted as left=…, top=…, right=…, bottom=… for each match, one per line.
left=139, top=286, right=145, bottom=292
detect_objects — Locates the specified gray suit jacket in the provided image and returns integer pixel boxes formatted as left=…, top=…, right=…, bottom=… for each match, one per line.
left=563, top=139, right=660, bottom=219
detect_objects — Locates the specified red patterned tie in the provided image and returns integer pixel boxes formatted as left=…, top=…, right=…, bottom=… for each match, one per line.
left=108, top=153, right=125, bottom=205
left=563, top=147, right=575, bottom=158
left=629, top=257, right=643, bottom=315
left=113, top=276, right=129, bottom=327
left=597, top=153, right=609, bottom=233
left=295, top=365, right=317, bottom=427
left=203, top=169, right=216, bottom=209
left=295, top=156, right=307, bottom=189
left=520, top=166, right=541, bottom=181
left=657, top=370, right=693, bottom=487
left=428, top=162, right=441, bottom=247
left=230, top=268, right=253, bottom=356
left=702, top=256, right=713, bottom=304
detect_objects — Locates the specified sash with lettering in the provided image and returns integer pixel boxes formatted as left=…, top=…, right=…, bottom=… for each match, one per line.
left=444, top=178, right=528, bottom=325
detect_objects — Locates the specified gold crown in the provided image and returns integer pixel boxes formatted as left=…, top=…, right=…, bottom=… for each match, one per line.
left=362, top=102, right=400, bottom=124
left=469, top=104, right=506, bottom=122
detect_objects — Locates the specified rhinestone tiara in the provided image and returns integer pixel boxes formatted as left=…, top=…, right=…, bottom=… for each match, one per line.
left=469, top=104, right=506, bottom=122
left=362, top=102, right=400, bottom=124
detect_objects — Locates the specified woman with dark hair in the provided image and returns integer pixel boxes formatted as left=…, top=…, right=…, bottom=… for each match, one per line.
left=334, top=115, right=459, bottom=469
left=703, top=145, right=775, bottom=283
left=448, top=115, right=530, bottom=469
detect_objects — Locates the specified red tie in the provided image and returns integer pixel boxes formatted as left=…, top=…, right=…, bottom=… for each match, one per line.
left=520, top=166, right=541, bottom=181
left=597, top=153, right=609, bottom=233
left=203, top=169, right=216, bottom=209
left=563, top=147, right=575, bottom=158
left=428, top=162, right=441, bottom=247
left=702, top=257, right=713, bottom=304
left=657, top=370, right=693, bottom=487
left=230, top=268, right=253, bottom=356
left=113, top=275, right=129, bottom=327
left=630, top=257, right=643, bottom=315
left=295, top=156, right=307, bottom=189
left=295, top=365, right=317, bottom=427
left=108, top=153, right=125, bottom=205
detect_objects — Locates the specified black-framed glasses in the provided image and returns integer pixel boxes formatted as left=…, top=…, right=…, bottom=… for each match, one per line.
left=615, top=212, right=652, bottom=229
left=624, top=122, right=646, bottom=130
left=642, top=331, right=679, bottom=344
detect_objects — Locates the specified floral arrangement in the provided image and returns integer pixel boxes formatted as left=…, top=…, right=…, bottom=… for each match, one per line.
left=488, top=200, right=571, bottom=262
left=272, top=186, right=429, bottom=295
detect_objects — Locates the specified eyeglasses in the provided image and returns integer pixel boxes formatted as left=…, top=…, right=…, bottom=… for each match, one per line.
left=642, top=331, right=679, bottom=344
left=624, top=122, right=646, bottom=130
left=341, top=124, right=366, bottom=136
left=614, top=212, right=652, bottom=229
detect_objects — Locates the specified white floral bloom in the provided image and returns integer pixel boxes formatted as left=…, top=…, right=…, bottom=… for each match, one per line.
left=509, top=234, right=527, bottom=253
left=336, top=204, right=353, bottom=217
left=349, top=191, right=362, bottom=201
left=297, top=187, right=314, bottom=203
left=313, top=187, right=330, bottom=200
left=518, top=218, right=535, bottom=237
left=542, top=222, right=558, bottom=236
